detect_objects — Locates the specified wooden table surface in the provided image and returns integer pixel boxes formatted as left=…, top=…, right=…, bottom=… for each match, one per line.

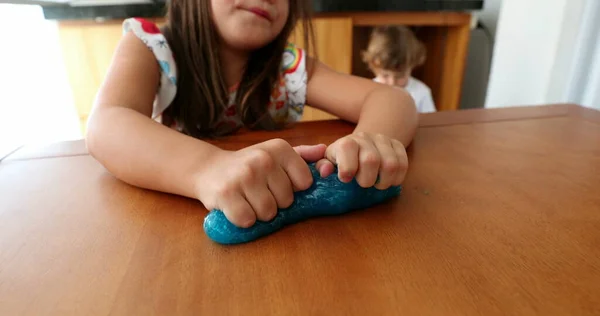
left=1, top=104, right=600, bottom=315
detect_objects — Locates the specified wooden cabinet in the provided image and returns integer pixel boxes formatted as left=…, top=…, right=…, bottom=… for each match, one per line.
left=57, top=21, right=123, bottom=134
left=57, top=12, right=471, bottom=134
left=347, top=12, right=472, bottom=112
left=289, top=17, right=353, bottom=121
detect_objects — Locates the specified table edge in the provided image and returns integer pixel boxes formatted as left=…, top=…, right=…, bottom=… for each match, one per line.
left=418, top=103, right=595, bottom=127
left=2, top=140, right=88, bottom=162
left=3, top=104, right=597, bottom=162
left=0, top=146, right=24, bottom=163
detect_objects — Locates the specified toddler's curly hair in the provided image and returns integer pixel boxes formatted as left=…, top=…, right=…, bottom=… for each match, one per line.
left=362, top=25, right=426, bottom=73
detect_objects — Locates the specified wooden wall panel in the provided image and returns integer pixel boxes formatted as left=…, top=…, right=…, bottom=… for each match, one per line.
left=57, top=21, right=124, bottom=134
left=413, top=27, right=446, bottom=111
left=290, top=17, right=353, bottom=121
left=438, top=23, right=471, bottom=111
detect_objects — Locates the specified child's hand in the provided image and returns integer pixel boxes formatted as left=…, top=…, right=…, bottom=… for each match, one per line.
left=195, top=140, right=326, bottom=228
left=316, top=132, right=408, bottom=189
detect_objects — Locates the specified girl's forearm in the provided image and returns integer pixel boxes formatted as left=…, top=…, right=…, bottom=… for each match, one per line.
left=86, top=106, right=222, bottom=199
left=354, top=87, right=418, bottom=146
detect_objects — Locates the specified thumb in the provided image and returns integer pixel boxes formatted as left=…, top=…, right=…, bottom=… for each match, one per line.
left=293, top=144, right=327, bottom=162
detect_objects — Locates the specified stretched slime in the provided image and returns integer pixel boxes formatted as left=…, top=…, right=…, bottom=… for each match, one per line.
left=203, top=163, right=402, bottom=244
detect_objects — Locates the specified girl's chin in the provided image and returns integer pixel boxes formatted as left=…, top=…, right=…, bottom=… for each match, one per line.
left=226, top=38, right=275, bottom=52
left=222, top=28, right=279, bottom=51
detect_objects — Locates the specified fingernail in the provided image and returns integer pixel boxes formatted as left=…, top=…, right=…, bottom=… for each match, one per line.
left=268, top=210, right=277, bottom=221
left=320, top=169, right=329, bottom=178
left=242, top=218, right=255, bottom=227
left=339, top=174, right=351, bottom=183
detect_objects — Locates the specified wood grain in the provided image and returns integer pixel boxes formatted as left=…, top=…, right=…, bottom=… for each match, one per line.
left=414, top=23, right=471, bottom=111
left=438, top=23, right=471, bottom=111
left=412, top=26, right=446, bottom=109
left=291, top=17, right=353, bottom=75
left=290, top=17, right=353, bottom=121
left=568, top=103, right=600, bottom=124
left=320, top=11, right=472, bottom=26
left=1, top=105, right=600, bottom=315
left=418, top=103, right=574, bottom=127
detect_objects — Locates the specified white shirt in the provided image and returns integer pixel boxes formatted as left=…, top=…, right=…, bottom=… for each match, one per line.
left=374, top=77, right=437, bottom=113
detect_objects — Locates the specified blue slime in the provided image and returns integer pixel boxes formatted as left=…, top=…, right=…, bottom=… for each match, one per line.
left=203, top=163, right=402, bottom=244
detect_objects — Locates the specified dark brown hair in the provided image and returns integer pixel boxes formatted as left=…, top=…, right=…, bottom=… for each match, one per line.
left=362, top=25, right=426, bottom=74
left=161, top=0, right=314, bottom=138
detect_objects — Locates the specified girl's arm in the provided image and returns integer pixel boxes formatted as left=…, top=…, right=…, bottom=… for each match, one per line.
left=305, top=60, right=419, bottom=188
left=87, top=32, right=318, bottom=228
left=306, top=59, right=418, bottom=146
left=87, top=32, right=220, bottom=199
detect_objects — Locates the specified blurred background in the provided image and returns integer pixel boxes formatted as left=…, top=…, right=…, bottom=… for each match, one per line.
left=0, top=0, right=599, bottom=157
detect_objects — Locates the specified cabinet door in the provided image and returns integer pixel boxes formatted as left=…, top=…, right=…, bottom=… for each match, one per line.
left=289, top=17, right=353, bottom=121
left=58, top=21, right=125, bottom=135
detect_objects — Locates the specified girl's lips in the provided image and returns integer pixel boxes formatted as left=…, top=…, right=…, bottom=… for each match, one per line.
left=247, top=7, right=272, bottom=21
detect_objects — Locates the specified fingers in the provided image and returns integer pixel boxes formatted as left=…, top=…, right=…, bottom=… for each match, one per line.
left=325, top=134, right=409, bottom=189
left=267, top=139, right=313, bottom=191
left=218, top=192, right=256, bottom=228
left=391, top=140, right=409, bottom=186
left=243, top=181, right=278, bottom=222
left=373, top=134, right=400, bottom=190
left=354, top=134, right=381, bottom=188
left=293, top=144, right=327, bottom=162
left=294, top=144, right=334, bottom=178
left=327, top=138, right=359, bottom=183
left=267, top=165, right=294, bottom=209
left=220, top=170, right=288, bottom=227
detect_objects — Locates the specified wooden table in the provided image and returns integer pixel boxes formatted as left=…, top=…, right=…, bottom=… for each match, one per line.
left=1, top=104, right=600, bottom=315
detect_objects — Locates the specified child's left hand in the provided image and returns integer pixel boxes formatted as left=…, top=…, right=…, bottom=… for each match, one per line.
left=315, top=132, right=408, bottom=189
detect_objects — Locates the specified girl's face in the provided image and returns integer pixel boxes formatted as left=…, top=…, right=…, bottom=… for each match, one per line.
left=211, top=0, right=290, bottom=51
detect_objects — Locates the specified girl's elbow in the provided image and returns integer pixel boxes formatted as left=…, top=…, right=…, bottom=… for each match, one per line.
left=391, top=88, right=419, bottom=140
left=84, top=122, right=99, bottom=160
left=84, top=107, right=107, bottom=159
left=380, top=85, right=418, bottom=121
left=394, top=87, right=417, bottom=115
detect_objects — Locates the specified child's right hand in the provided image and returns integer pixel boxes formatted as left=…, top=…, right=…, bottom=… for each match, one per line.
left=195, top=140, right=326, bottom=228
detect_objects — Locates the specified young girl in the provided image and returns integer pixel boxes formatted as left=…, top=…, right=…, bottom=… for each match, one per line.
left=86, top=0, right=418, bottom=228
left=363, top=25, right=437, bottom=113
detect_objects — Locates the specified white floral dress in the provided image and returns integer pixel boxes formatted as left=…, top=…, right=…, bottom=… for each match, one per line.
left=122, top=18, right=308, bottom=135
